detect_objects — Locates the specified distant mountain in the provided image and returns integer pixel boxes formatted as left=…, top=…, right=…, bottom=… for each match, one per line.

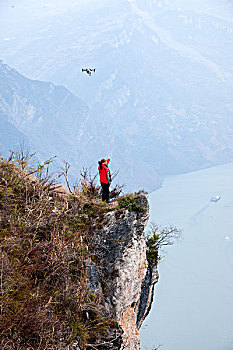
left=0, top=61, right=161, bottom=190
left=0, top=115, right=31, bottom=154
left=1, top=0, right=233, bottom=187
left=0, top=61, right=98, bottom=182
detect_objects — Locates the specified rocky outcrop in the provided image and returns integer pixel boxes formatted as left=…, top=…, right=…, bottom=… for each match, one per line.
left=0, top=157, right=157, bottom=349
left=88, top=194, right=159, bottom=349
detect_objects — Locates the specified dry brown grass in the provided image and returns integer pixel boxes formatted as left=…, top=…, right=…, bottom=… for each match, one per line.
left=0, top=158, right=122, bottom=350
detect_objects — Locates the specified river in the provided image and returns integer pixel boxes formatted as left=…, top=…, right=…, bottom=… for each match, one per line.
left=140, top=162, right=233, bottom=350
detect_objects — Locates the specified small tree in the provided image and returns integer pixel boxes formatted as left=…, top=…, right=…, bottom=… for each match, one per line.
left=145, top=222, right=181, bottom=267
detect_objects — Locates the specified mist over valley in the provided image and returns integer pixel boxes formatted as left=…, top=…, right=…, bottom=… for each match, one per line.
left=1, top=0, right=233, bottom=190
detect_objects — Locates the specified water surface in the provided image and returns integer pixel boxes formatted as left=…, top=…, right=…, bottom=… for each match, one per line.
left=140, top=162, right=233, bottom=350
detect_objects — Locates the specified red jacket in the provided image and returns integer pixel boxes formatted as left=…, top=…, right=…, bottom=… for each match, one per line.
left=98, top=158, right=111, bottom=184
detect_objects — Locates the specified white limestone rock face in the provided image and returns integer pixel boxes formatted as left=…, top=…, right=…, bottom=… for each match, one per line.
left=88, top=194, right=159, bottom=349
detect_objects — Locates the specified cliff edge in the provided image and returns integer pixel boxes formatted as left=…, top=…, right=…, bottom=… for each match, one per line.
left=88, top=194, right=159, bottom=350
left=0, top=159, right=158, bottom=350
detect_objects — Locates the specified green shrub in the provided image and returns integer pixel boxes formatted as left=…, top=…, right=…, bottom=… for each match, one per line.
left=145, top=222, right=181, bottom=267
left=117, top=193, right=144, bottom=212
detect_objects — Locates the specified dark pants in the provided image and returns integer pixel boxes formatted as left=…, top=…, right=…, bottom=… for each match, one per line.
left=101, top=183, right=110, bottom=203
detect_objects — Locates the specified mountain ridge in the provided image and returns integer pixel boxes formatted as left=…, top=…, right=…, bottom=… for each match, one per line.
left=0, top=60, right=162, bottom=191
left=1, top=0, right=233, bottom=189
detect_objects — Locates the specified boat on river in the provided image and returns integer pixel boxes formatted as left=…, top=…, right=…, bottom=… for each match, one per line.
left=210, top=195, right=221, bottom=202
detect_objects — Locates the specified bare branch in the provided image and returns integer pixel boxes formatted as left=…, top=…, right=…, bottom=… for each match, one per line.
left=145, top=221, right=182, bottom=266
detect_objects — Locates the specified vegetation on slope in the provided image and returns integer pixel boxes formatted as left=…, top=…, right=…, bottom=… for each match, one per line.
left=0, top=154, right=124, bottom=350
left=145, top=223, right=181, bottom=267
left=0, top=151, right=180, bottom=349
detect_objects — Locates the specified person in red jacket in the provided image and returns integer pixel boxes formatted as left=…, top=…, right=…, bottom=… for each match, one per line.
left=98, top=157, right=111, bottom=203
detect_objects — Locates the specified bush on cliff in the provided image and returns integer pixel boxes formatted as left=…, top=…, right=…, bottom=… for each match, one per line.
left=146, top=222, right=181, bottom=267
left=116, top=193, right=145, bottom=213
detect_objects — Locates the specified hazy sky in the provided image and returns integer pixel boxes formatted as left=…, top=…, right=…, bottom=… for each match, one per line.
left=0, top=0, right=232, bottom=38
left=1, top=0, right=233, bottom=20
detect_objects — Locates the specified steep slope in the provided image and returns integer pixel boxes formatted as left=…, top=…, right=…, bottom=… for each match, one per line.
left=88, top=194, right=159, bottom=349
left=0, top=158, right=158, bottom=349
left=0, top=61, right=161, bottom=190
left=1, top=0, right=233, bottom=179
left=0, top=61, right=110, bottom=186
left=0, top=60, right=92, bottom=163
left=0, top=115, right=31, bottom=154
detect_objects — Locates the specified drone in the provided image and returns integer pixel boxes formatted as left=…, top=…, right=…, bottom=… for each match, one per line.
left=82, top=68, right=96, bottom=76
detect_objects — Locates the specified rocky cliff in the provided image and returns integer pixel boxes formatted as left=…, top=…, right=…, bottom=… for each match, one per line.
left=0, top=159, right=158, bottom=350
left=88, top=194, right=159, bottom=350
